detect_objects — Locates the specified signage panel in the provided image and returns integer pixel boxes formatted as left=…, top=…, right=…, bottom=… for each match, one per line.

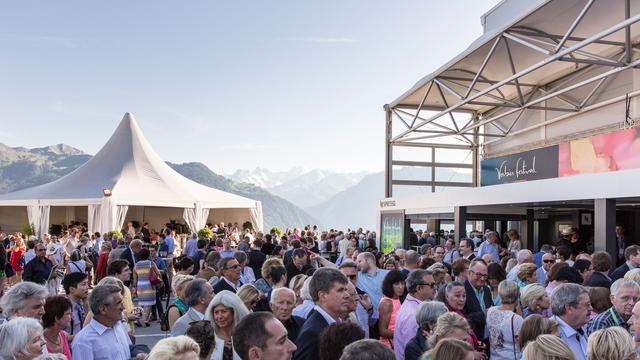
left=481, top=145, right=559, bottom=186
left=380, top=212, right=403, bottom=254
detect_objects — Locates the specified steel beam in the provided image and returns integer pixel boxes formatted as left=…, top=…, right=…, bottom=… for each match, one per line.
left=391, top=142, right=473, bottom=150
left=391, top=11, right=640, bottom=141
left=391, top=160, right=473, bottom=169
left=555, top=0, right=595, bottom=53
left=392, top=180, right=473, bottom=187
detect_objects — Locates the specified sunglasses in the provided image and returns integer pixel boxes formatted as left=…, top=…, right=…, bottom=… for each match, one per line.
left=543, top=259, right=556, bottom=263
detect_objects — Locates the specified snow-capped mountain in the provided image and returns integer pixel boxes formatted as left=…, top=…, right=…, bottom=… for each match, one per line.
left=225, top=167, right=369, bottom=208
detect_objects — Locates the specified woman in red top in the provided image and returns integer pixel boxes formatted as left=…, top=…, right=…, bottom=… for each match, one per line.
left=440, top=281, right=482, bottom=351
left=95, top=242, right=111, bottom=283
left=9, top=236, right=26, bottom=284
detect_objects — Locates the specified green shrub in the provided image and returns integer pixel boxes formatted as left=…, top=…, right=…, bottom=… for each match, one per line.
left=106, top=229, right=124, bottom=240
left=21, top=223, right=36, bottom=236
left=197, top=227, right=213, bottom=240
left=270, top=226, right=282, bottom=237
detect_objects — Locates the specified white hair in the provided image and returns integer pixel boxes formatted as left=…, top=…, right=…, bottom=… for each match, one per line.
left=204, top=290, right=249, bottom=329
left=299, top=277, right=312, bottom=301
left=0, top=317, right=43, bottom=358
left=270, top=287, right=296, bottom=303
left=517, top=249, right=533, bottom=264
left=0, top=282, right=47, bottom=318
left=611, top=278, right=640, bottom=297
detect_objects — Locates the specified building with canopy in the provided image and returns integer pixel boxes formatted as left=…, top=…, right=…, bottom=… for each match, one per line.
left=379, top=0, right=640, bottom=255
left=0, top=112, right=263, bottom=236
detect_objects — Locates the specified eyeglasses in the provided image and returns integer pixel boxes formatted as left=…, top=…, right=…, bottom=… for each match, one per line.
left=543, top=259, right=555, bottom=263
left=188, top=320, right=212, bottom=326
left=226, top=264, right=241, bottom=270
left=470, top=270, right=488, bottom=279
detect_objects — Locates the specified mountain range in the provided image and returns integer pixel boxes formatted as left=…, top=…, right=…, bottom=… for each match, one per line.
left=227, top=166, right=471, bottom=230
left=0, top=143, right=318, bottom=230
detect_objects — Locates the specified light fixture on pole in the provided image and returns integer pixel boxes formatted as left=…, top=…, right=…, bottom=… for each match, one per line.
left=103, top=188, right=112, bottom=197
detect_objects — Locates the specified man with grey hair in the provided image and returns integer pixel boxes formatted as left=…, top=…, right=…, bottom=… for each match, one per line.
left=587, top=278, right=640, bottom=334
left=402, top=250, right=419, bottom=275
left=393, top=269, right=436, bottom=360
left=506, top=249, right=534, bottom=281
left=271, top=286, right=304, bottom=343
left=170, top=279, right=214, bottom=336
left=72, top=284, right=133, bottom=360
left=0, top=281, right=47, bottom=322
left=549, top=283, right=591, bottom=360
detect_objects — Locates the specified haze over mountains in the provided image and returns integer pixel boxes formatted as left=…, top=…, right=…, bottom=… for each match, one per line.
left=0, top=143, right=471, bottom=231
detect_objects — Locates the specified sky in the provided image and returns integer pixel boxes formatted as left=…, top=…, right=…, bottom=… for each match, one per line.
left=0, top=0, right=501, bottom=174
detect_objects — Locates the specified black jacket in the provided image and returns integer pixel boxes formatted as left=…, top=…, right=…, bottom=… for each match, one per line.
left=405, top=331, right=429, bottom=360
left=248, top=249, right=266, bottom=280
left=212, top=277, right=240, bottom=294
left=585, top=271, right=612, bottom=288
left=23, top=257, right=53, bottom=285
left=294, top=309, right=329, bottom=360
left=462, top=279, right=493, bottom=340
left=610, top=263, right=631, bottom=282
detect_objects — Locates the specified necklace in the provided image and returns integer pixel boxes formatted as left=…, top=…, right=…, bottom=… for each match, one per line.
left=44, top=331, right=61, bottom=346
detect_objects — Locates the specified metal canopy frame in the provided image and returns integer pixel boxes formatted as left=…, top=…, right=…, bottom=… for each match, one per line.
left=385, top=0, right=640, bottom=198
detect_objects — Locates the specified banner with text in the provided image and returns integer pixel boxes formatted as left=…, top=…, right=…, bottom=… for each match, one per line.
left=481, top=145, right=559, bottom=186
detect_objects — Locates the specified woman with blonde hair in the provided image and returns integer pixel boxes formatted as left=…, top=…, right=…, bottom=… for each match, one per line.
left=518, top=314, right=559, bottom=349
left=167, top=274, right=195, bottom=330
left=429, top=338, right=474, bottom=360
left=147, top=335, right=200, bottom=360
left=236, top=284, right=261, bottom=311
left=522, top=334, right=575, bottom=360
left=289, top=274, right=308, bottom=306
left=520, top=283, right=551, bottom=317
left=9, top=236, right=26, bottom=285
left=427, top=312, right=472, bottom=348
left=624, top=268, right=640, bottom=285
left=254, top=258, right=287, bottom=295
left=516, top=263, right=538, bottom=287
left=587, top=327, right=636, bottom=360
left=204, top=290, right=249, bottom=360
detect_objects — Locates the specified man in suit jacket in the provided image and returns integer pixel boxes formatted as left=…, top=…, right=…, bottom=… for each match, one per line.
left=119, top=239, right=142, bottom=286
left=459, top=238, right=476, bottom=260
left=611, top=245, right=640, bottom=282
left=463, top=259, right=493, bottom=341
left=294, top=268, right=351, bottom=360
left=584, top=251, right=614, bottom=288
left=248, top=239, right=267, bottom=280
left=170, top=279, right=214, bottom=336
left=213, top=256, right=242, bottom=294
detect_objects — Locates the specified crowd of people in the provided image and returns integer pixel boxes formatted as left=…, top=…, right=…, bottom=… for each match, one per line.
left=1, top=223, right=640, bottom=360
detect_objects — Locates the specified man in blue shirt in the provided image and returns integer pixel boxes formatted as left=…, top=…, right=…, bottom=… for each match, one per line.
left=477, top=231, right=500, bottom=263
left=356, top=251, right=389, bottom=339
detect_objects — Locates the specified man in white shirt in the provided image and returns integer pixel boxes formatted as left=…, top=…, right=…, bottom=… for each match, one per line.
left=170, top=279, right=214, bottom=336
left=549, top=283, right=591, bottom=360
left=72, top=284, right=135, bottom=360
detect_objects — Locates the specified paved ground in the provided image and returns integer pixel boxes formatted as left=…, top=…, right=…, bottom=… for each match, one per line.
left=134, top=319, right=170, bottom=349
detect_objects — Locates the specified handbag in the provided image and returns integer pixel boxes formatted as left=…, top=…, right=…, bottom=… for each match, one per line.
left=149, top=263, right=163, bottom=288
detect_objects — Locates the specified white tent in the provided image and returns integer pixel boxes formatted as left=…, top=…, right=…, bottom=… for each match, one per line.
left=0, top=113, right=263, bottom=236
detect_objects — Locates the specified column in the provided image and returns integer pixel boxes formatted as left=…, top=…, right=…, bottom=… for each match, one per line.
left=384, top=105, right=393, bottom=198
left=522, top=209, right=534, bottom=251
left=594, top=198, right=616, bottom=254
left=454, top=206, right=467, bottom=241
